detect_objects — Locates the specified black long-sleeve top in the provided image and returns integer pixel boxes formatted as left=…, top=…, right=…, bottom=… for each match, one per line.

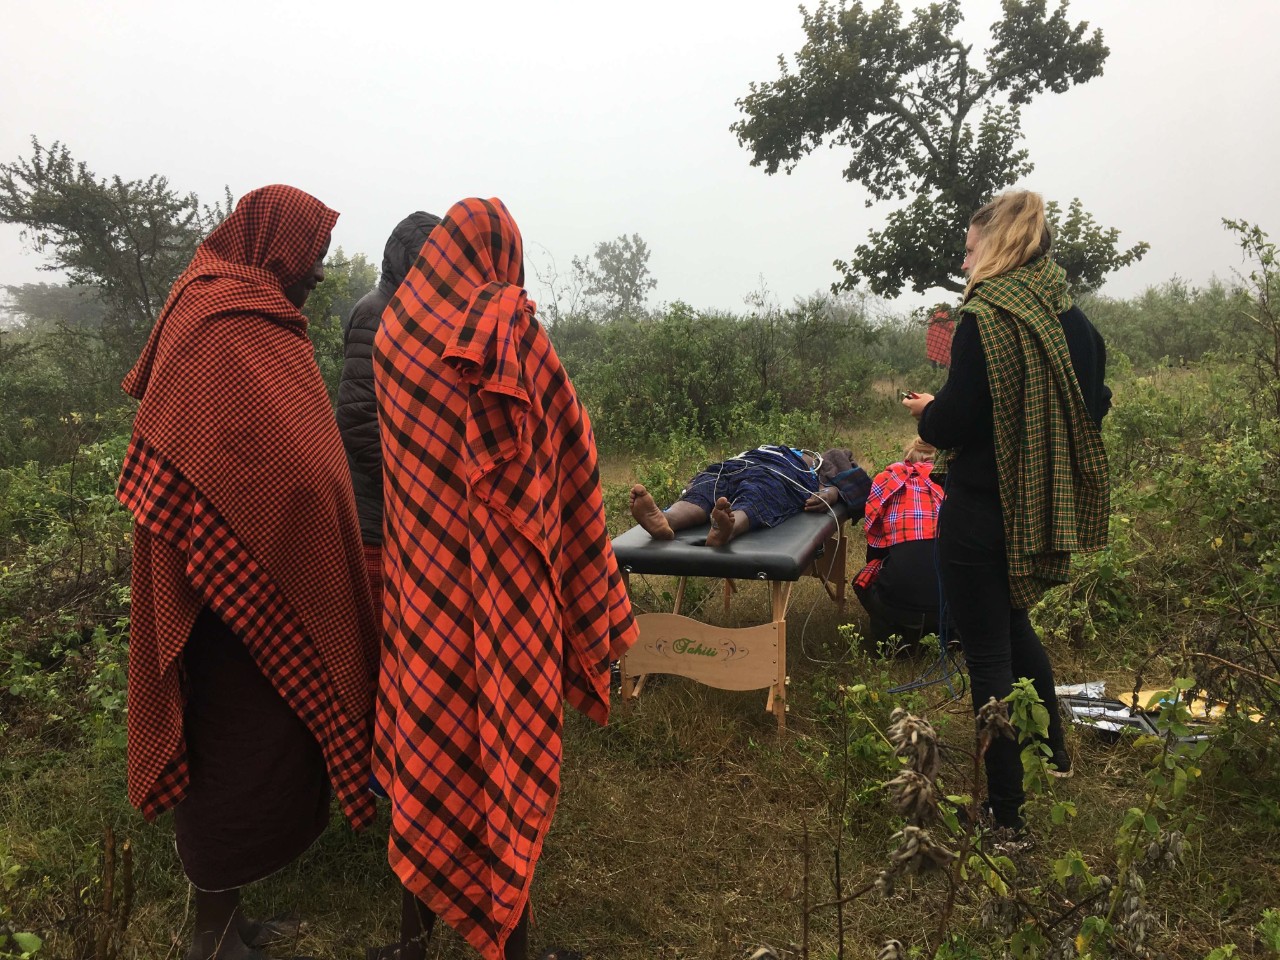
left=918, top=304, right=1111, bottom=497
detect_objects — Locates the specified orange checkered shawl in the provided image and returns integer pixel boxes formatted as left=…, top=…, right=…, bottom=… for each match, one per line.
left=117, top=185, right=379, bottom=829
left=373, top=197, right=637, bottom=959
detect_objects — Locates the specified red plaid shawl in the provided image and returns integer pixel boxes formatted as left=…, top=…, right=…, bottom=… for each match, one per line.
left=117, top=184, right=379, bottom=829
left=925, top=313, right=955, bottom=366
left=373, top=197, right=637, bottom=959
left=854, top=461, right=944, bottom=589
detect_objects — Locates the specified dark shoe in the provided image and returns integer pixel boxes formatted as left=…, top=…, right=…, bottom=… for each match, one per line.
left=245, top=916, right=302, bottom=950
left=367, top=946, right=423, bottom=960
left=1048, top=747, right=1073, bottom=779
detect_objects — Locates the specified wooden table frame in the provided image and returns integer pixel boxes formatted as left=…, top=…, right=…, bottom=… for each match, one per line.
left=618, top=518, right=848, bottom=731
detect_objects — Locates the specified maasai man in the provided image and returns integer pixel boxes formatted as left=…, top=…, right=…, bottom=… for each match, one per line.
left=373, top=197, right=637, bottom=960
left=117, top=185, right=380, bottom=960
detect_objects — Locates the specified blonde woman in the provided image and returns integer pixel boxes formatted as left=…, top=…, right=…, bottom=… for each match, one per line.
left=903, top=191, right=1110, bottom=830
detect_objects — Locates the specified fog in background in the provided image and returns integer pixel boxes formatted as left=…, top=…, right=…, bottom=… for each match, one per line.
left=3, top=0, right=1277, bottom=313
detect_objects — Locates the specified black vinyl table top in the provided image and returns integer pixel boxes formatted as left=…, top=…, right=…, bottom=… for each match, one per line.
left=611, top=501, right=851, bottom=581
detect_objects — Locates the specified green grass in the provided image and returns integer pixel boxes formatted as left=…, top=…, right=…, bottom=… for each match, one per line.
left=4, top=420, right=1280, bottom=959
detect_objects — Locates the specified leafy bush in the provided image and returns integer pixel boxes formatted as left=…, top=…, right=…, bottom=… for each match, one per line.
left=1083, top=277, right=1244, bottom=370
left=0, top=433, right=132, bottom=669
left=554, top=296, right=884, bottom=451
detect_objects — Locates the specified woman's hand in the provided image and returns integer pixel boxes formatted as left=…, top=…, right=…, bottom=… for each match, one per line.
left=902, top=392, right=934, bottom=419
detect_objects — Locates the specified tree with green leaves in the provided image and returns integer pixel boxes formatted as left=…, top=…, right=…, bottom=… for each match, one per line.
left=4, top=282, right=106, bottom=335
left=0, top=138, right=229, bottom=368
left=302, top=248, right=378, bottom=399
left=731, top=0, right=1148, bottom=297
left=571, top=233, right=658, bottom=319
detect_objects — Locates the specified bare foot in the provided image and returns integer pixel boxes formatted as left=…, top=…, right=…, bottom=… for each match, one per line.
left=705, top=497, right=736, bottom=547
left=630, top=484, right=674, bottom=540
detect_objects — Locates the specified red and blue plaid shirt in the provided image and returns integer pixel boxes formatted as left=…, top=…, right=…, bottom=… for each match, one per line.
left=854, top=461, right=944, bottom=588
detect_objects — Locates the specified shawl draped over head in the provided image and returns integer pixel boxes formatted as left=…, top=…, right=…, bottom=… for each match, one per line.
left=117, top=184, right=380, bottom=829
left=961, top=256, right=1110, bottom=607
left=373, top=197, right=637, bottom=960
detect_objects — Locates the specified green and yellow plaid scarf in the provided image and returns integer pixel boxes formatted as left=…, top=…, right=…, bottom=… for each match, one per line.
left=961, top=257, right=1110, bottom=607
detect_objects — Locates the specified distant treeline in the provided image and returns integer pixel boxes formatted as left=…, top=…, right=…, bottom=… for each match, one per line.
left=0, top=270, right=1256, bottom=467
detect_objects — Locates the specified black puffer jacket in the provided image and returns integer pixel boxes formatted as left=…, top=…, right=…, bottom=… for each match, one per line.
left=337, top=211, right=441, bottom=544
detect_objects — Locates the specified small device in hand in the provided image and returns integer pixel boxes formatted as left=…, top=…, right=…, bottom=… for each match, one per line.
left=898, top=390, right=919, bottom=401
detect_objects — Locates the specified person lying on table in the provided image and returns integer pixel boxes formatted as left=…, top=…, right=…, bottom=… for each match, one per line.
left=629, top=444, right=872, bottom=547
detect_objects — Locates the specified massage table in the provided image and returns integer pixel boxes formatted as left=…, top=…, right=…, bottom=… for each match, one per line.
left=612, top=502, right=852, bottom=730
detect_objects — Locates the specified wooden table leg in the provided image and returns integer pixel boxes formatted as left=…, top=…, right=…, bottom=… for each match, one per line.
left=770, top=581, right=793, bottom=731
left=620, top=569, right=634, bottom=700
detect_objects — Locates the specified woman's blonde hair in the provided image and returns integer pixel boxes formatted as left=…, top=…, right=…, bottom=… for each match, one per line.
left=963, top=190, right=1053, bottom=299
left=902, top=437, right=935, bottom=464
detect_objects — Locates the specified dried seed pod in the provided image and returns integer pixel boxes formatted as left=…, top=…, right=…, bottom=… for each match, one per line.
left=887, top=769, right=937, bottom=823
left=976, top=697, right=1016, bottom=741
left=888, top=825, right=956, bottom=873
left=875, top=869, right=895, bottom=899
left=887, top=710, right=942, bottom=779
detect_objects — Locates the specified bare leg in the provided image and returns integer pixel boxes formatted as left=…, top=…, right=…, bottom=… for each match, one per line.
left=190, top=889, right=261, bottom=960
left=504, top=904, right=530, bottom=960
left=398, top=886, right=437, bottom=960
left=368, top=887, right=438, bottom=960
left=705, top=498, right=751, bottom=547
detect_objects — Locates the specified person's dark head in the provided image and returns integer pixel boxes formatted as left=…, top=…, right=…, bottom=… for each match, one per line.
left=283, top=242, right=329, bottom=308
left=201, top=184, right=338, bottom=311
left=379, top=211, right=442, bottom=297
left=963, top=190, right=1052, bottom=299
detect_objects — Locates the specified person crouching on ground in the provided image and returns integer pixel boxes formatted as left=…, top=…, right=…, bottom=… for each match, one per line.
left=851, top=437, right=945, bottom=653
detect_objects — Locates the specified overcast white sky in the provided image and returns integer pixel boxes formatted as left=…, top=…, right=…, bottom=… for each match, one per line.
left=3, top=0, right=1277, bottom=315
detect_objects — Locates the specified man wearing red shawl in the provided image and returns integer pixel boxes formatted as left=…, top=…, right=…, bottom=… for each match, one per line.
left=373, top=197, right=637, bottom=960
left=117, top=185, right=379, bottom=960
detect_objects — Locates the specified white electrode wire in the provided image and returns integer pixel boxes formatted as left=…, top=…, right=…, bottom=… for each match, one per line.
left=678, top=451, right=841, bottom=531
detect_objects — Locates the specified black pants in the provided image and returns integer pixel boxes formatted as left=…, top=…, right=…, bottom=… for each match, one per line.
left=938, top=490, right=1065, bottom=828
left=853, top=538, right=941, bottom=651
